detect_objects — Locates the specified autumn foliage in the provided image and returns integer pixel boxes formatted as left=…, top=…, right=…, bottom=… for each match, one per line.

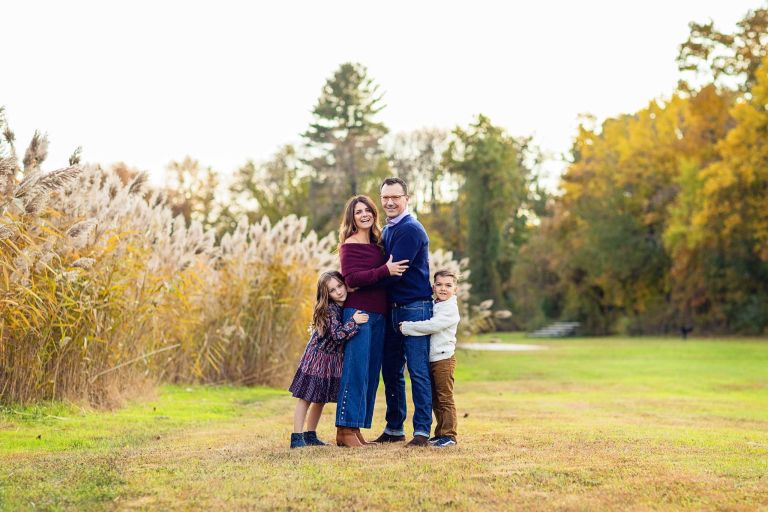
left=513, top=51, right=768, bottom=335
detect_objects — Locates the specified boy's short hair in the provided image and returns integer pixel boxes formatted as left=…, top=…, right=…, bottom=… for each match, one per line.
left=433, top=269, right=458, bottom=284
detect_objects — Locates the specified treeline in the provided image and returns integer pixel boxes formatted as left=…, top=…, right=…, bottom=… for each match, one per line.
left=12, top=6, right=766, bottom=340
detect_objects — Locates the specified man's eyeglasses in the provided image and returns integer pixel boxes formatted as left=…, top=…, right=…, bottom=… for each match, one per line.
left=381, top=194, right=407, bottom=202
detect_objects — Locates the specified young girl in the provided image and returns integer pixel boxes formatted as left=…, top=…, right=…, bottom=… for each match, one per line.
left=288, top=270, right=368, bottom=448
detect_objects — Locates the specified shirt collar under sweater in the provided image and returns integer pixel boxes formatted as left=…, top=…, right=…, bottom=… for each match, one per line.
left=386, top=210, right=410, bottom=227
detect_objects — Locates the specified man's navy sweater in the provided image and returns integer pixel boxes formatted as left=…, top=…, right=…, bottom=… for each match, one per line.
left=382, top=214, right=433, bottom=304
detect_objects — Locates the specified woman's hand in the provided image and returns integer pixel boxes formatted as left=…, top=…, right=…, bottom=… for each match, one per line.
left=385, top=255, right=409, bottom=276
left=352, top=310, right=369, bottom=324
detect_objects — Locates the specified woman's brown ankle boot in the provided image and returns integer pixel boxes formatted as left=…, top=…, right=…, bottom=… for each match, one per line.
left=353, top=428, right=376, bottom=445
left=336, top=427, right=364, bottom=447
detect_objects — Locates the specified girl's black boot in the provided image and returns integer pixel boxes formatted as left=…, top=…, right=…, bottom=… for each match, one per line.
left=290, top=432, right=307, bottom=449
left=303, top=431, right=327, bottom=446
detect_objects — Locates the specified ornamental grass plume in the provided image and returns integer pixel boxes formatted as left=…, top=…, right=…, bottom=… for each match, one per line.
left=0, top=156, right=15, bottom=197
left=13, top=166, right=80, bottom=200
left=22, top=130, right=48, bottom=173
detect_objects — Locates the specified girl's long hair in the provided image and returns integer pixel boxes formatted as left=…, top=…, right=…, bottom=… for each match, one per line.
left=338, top=195, right=383, bottom=250
left=312, top=271, right=345, bottom=337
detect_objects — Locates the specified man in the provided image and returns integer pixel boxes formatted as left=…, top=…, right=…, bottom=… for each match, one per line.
left=374, top=177, right=434, bottom=447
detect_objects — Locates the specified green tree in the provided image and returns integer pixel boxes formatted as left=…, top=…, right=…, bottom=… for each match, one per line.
left=303, top=62, right=389, bottom=232
left=444, top=115, right=534, bottom=307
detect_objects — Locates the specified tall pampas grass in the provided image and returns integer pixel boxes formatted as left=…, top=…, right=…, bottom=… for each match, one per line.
left=0, top=154, right=338, bottom=405
left=0, top=113, right=481, bottom=407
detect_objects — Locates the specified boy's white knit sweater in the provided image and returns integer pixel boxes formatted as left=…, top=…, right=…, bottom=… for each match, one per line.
left=399, top=295, right=460, bottom=362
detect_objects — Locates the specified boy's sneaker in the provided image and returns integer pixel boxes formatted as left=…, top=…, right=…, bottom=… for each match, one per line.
left=431, top=436, right=457, bottom=448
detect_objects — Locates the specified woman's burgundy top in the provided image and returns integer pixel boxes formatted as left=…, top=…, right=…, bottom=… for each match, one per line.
left=339, top=242, right=389, bottom=315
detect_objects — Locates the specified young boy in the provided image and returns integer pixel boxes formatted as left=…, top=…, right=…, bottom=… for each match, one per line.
left=399, top=269, right=461, bottom=447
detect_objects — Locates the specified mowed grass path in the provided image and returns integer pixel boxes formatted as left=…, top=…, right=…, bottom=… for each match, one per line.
left=1, top=336, right=767, bottom=511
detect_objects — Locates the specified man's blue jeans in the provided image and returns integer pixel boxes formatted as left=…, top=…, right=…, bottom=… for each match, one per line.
left=336, top=309, right=384, bottom=429
left=381, top=300, right=433, bottom=438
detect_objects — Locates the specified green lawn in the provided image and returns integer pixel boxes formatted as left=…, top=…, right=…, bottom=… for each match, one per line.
left=1, top=335, right=767, bottom=510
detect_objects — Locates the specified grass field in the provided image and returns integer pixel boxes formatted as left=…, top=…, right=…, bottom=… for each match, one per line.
left=1, top=335, right=767, bottom=511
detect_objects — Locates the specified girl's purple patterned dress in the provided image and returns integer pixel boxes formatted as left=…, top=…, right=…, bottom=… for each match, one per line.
left=288, top=302, right=359, bottom=403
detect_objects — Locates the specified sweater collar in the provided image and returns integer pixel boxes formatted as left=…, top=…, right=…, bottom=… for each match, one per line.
left=434, top=295, right=458, bottom=306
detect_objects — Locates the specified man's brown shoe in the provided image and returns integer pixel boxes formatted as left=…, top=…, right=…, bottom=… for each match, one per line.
left=405, top=435, right=429, bottom=447
left=373, top=432, right=406, bottom=443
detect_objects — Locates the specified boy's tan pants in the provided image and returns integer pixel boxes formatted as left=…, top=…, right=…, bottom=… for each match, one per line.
left=430, top=355, right=457, bottom=439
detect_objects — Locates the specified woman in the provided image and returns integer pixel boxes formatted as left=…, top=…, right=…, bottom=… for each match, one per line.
left=335, top=195, right=408, bottom=447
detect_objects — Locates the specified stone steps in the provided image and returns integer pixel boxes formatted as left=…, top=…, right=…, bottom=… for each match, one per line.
left=528, top=321, right=580, bottom=338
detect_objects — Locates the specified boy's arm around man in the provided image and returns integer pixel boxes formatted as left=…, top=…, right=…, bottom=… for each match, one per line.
left=399, top=296, right=460, bottom=337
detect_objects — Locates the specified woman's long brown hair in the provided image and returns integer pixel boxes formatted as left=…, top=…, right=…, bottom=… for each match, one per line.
left=312, top=271, right=345, bottom=336
left=338, top=195, right=383, bottom=250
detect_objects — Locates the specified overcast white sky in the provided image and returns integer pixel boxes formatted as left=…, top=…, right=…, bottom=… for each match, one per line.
left=2, top=0, right=762, bottom=187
